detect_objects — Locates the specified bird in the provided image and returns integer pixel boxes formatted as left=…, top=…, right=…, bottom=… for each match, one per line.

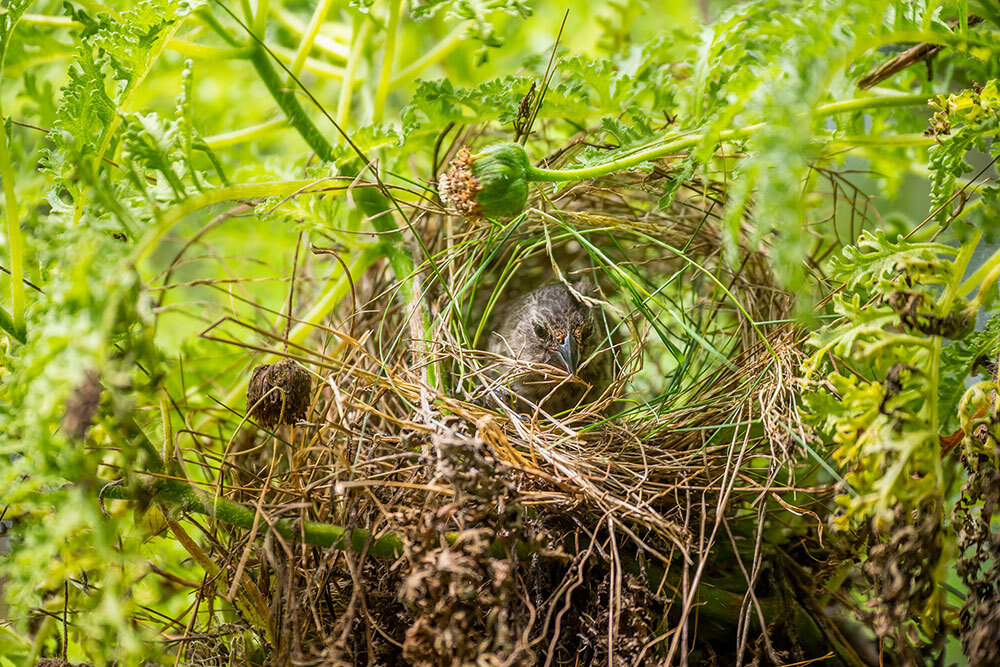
left=486, top=281, right=615, bottom=414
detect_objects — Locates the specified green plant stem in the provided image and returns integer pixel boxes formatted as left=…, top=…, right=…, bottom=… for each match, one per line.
left=164, top=518, right=272, bottom=643
left=959, top=240, right=1000, bottom=297
left=167, top=38, right=250, bottom=60
left=271, top=5, right=350, bottom=57
left=372, top=0, right=403, bottom=123
left=205, top=95, right=410, bottom=148
left=239, top=0, right=253, bottom=27
left=932, top=233, right=983, bottom=433
left=248, top=45, right=335, bottom=160
left=20, top=12, right=355, bottom=81
left=104, top=478, right=470, bottom=559
left=0, top=2, right=32, bottom=342
left=827, top=132, right=935, bottom=147
left=252, top=0, right=270, bottom=36
left=24, top=615, right=54, bottom=665
left=814, top=93, right=929, bottom=116
left=270, top=44, right=347, bottom=80
left=0, top=117, right=25, bottom=339
left=196, top=7, right=243, bottom=46
left=130, top=179, right=322, bottom=266
left=526, top=93, right=929, bottom=183
left=21, top=13, right=77, bottom=26
left=925, top=232, right=981, bottom=633
left=273, top=5, right=349, bottom=60
left=204, top=118, right=286, bottom=148
left=389, top=22, right=468, bottom=87
left=287, top=0, right=336, bottom=77
left=355, top=189, right=439, bottom=389
left=336, top=17, right=373, bottom=129
left=160, top=392, right=174, bottom=469
left=20, top=15, right=252, bottom=61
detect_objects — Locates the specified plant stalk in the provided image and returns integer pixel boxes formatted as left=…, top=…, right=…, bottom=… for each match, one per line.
left=104, top=479, right=429, bottom=559
left=0, top=1, right=33, bottom=342
left=389, top=22, right=468, bottom=87
left=130, top=179, right=324, bottom=266
left=204, top=118, right=286, bottom=149
left=526, top=93, right=930, bottom=182
left=959, top=241, right=1000, bottom=297
left=248, top=45, right=335, bottom=161
left=336, top=16, right=373, bottom=129
left=272, top=5, right=349, bottom=60
left=0, top=118, right=25, bottom=339
left=252, top=0, right=270, bottom=36
left=165, top=518, right=272, bottom=643
left=287, top=0, right=336, bottom=78
left=354, top=185, right=439, bottom=390
left=372, top=0, right=403, bottom=123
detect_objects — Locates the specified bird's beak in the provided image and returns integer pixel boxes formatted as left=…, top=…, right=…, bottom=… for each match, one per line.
left=554, top=331, right=579, bottom=374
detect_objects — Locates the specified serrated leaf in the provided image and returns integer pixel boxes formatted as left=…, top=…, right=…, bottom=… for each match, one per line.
left=408, top=0, right=531, bottom=58
left=829, top=229, right=957, bottom=290
left=657, top=157, right=697, bottom=210
left=938, top=310, right=1000, bottom=430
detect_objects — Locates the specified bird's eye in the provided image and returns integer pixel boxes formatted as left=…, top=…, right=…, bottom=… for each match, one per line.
left=533, top=323, right=546, bottom=339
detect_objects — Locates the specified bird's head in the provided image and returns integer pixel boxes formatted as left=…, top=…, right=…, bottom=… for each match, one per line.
left=517, top=282, right=597, bottom=375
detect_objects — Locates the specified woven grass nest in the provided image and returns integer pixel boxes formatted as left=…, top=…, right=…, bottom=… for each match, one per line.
left=174, top=148, right=866, bottom=665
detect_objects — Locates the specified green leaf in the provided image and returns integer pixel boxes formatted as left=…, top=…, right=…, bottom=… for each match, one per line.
left=0, top=0, right=34, bottom=69
left=409, top=0, right=531, bottom=61
left=0, top=303, right=26, bottom=343
left=657, top=157, right=697, bottom=210
left=830, top=229, right=958, bottom=290
left=926, top=80, right=1000, bottom=229
left=939, top=311, right=1000, bottom=430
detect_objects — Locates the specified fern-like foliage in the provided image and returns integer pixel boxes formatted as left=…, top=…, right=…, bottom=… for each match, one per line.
left=119, top=64, right=229, bottom=205
left=927, top=80, right=1000, bottom=236
left=409, top=0, right=532, bottom=63
left=803, top=230, right=982, bottom=650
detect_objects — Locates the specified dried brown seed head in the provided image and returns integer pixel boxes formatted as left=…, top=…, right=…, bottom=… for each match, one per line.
left=246, top=359, right=312, bottom=427
left=438, top=146, right=484, bottom=218
left=63, top=369, right=102, bottom=440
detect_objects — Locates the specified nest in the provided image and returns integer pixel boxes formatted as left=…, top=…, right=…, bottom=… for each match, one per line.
left=162, top=148, right=866, bottom=665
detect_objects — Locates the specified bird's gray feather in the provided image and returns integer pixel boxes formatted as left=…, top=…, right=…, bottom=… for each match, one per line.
left=485, top=282, right=614, bottom=413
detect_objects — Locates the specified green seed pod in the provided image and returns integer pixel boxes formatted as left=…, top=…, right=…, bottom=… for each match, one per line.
left=439, top=142, right=530, bottom=220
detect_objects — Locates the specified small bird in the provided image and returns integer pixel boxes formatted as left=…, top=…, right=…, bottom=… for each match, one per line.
left=486, top=281, right=615, bottom=413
